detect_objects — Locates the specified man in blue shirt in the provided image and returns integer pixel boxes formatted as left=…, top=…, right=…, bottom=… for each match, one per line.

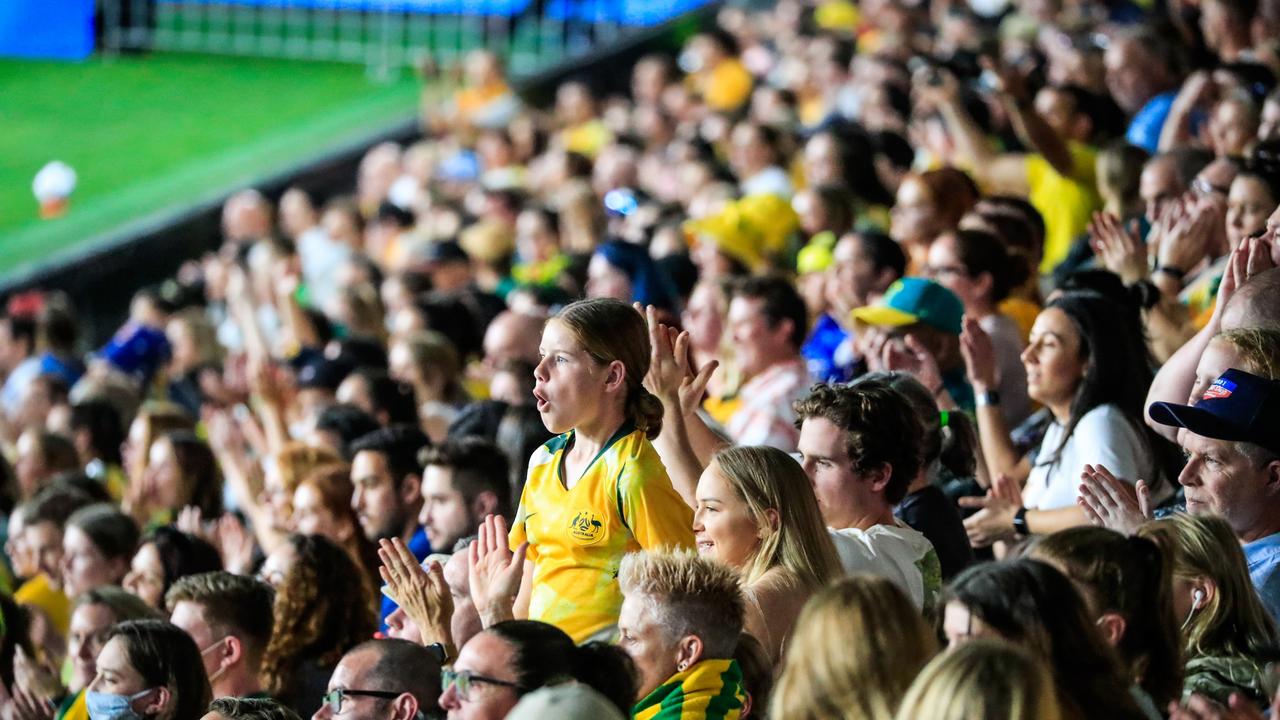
left=1150, top=368, right=1280, bottom=623
left=350, top=425, right=433, bottom=631
left=1104, top=29, right=1183, bottom=154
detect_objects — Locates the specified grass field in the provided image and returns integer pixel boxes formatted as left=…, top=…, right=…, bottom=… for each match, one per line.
left=0, top=53, right=424, bottom=279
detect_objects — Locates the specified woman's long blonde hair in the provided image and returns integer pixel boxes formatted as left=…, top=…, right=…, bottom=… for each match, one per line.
left=1138, top=513, right=1279, bottom=659
left=770, top=575, right=937, bottom=720
left=894, top=639, right=1062, bottom=720
left=710, top=445, right=841, bottom=588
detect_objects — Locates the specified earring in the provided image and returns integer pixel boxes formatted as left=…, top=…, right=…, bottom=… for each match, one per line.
left=678, top=662, right=688, bottom=671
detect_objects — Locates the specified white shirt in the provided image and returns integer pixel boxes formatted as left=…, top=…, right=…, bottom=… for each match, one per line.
left=297, top=227, right=352, bottom=313
left=725, top=358, right=809, bottom=452
left=1022, top=404, right=1153, bottom=510
left=829, top=521, right=940, bottom=610
left=740, top=166, right=794, bottom=199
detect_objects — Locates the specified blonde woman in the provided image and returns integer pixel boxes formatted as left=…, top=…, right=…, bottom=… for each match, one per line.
left=771, top=575, right=937, bottom=720
left=694, top=445, right=842, bottom=663
left=1139, top=514, right=1280, bottom=707
left=388, top=330, right=470, bottom=443
left=895, top=639, right=1062, bottom=720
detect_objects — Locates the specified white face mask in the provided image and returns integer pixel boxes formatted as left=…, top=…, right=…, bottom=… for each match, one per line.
left=200, top=637, right=229, bottom=684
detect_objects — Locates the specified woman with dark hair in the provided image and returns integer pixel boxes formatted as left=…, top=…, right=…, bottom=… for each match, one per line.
left=801, top=124, right=895, bottom=210
left=87, top=619, right=212, bottom=720
left=258, top=534, right=378, bottom=718
left=961, top=291, right=1170, bottom=545
left=926, top=228, right=1033, bottom=427
left=941, top=558, right=1147, bottom=720
left=1030, top=527, right=1184, bottom=715
left=440, top=620, right=636, bottom=718
left=62, top=504, right=140, bottom=600
left=0, top=594, right=34, bottom=697
left=68, top=399, right=126, bottom=499
left=123, top=526, right=222, bottom=610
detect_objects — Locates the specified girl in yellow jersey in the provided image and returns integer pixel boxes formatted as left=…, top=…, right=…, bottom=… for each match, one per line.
left=509, top=298, right=695, bottom=643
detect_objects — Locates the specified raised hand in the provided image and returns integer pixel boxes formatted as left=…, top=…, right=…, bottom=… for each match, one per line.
left=2, top=686, right=55, bottom=720
left=668, top=327, right=718, bottom=418
left=1089, top=211, right=1148, bottom=284
left=640, top=303, right=686, bottom=406
left=176, top=506, right=215, bottom=545
left=468, top=514, right=527, bottom=627
left=1156, top=196, right=1218, bottom=276
left=215, top=513, right=256, bottom=575
left=638, top=303, right=718, bottom=417
left=959, top=315, right=998, bottom=392
left=882, top=333, right=946, bottom=399
left=378, top=537, right=453, bottom=646
left=1077, top=464, right=1151, bottom=536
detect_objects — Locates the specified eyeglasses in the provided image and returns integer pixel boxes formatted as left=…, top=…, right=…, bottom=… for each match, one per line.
left=321, top=688, right=401, bottom=714
left=440, top=669, right=522, bottom=702
left=924, top=264, right=969, bottom=279
left=1192, top=177, right=1230, bottom=197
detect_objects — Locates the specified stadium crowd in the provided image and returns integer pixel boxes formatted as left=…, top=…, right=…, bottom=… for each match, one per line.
left=7, top=0, right=1280, bottom=716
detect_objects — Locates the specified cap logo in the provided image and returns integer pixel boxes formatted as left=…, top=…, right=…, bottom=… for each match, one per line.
left=1203, top=377, right=1236, bottom=400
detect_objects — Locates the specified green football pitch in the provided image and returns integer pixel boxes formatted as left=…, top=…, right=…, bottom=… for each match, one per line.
left=0, top=53, right=425, bottom=280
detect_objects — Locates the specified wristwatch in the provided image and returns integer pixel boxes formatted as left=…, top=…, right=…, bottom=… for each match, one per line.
left=976, top=389, right=1001, bottom=407
left=1013, top=507, right=1030, bottom=536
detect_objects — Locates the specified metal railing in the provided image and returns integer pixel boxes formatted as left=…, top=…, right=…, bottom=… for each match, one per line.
left=101, top=0, right=708, bottom=79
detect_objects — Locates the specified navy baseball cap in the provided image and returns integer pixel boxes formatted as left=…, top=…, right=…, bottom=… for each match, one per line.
left=1149, top=368, right=1280, bottom=455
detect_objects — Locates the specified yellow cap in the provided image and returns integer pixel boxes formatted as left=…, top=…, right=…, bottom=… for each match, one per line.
left=815, top=0, right=860, bottom=32
left=797, top=231, right=837, bottom=274
left=685, top=194, right=799, bottom=271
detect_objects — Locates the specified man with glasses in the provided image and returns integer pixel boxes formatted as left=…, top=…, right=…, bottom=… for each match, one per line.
left=315, top=639, right=442, bottom=720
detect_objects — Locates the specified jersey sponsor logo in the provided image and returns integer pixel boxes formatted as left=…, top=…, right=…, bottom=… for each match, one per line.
left=568, top=510, right=605, bottom=545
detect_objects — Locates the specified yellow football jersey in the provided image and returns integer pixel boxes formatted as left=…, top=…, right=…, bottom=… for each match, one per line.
left=510, top=423, right=694, bottom=642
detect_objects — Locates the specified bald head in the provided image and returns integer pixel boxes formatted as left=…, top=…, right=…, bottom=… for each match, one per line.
left=222, top=190, right=273, bottom=244
left=1140, top=155, right=1184, bottom=222
left=483, top=311, right=544, bottom=368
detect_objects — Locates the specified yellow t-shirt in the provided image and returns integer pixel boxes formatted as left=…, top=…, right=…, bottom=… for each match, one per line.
left=997, top=296, right=1041, bottom=343
left=15, top=573, right=73, bottom=637
left=1027, top=141, right=1100, bottom=274
left=56, top=689, right=87, bottom=720
left=559, top=120, right=613, bottom=159
left=510, top=424, right=694, bottom=643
